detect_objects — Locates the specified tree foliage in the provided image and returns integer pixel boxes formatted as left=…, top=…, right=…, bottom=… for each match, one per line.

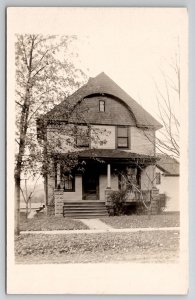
left=15, top=34, right=87, bottom=234
left=15, top=34, right=87, bottom=177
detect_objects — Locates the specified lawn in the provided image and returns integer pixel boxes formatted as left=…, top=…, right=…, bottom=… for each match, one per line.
left=15, top=230, right=179, bottom=264
left=20, top=213, right=89, bottom=231
left=100, top=212, right=180, bottom=229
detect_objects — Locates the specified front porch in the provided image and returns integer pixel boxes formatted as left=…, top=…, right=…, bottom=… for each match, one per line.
left=47, top=149, right=160, bottom=217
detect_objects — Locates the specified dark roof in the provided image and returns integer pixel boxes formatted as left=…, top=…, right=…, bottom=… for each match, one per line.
left=156, top=154, right=179, bottom=176
left=44, top=72, right=162, bottom=129
left=53, top=149, right=157, bottom=163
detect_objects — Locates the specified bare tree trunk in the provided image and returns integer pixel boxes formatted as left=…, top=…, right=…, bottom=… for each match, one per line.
left=15, top=77, right=32, bottom=233
left=25, top=202, right=28, bottom=218
left=148, top=191, right=152, bottom=220
left=15, top=177, right=21, bottom=236
left=25, top=179, right=28, bottom=218
left=29, top=199, right=32, bottom=213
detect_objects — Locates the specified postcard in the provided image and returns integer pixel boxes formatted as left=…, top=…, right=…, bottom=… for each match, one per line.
left=6, top=7, right=188, bottom=294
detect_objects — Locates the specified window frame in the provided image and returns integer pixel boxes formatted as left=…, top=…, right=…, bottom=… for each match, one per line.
left=75, top=125, right=90, bottom=148
left=116, top=126, right=129, bottom=149
left=99, top=100, right=105, bottom=112
left=62, top=172, right=75, bottom=192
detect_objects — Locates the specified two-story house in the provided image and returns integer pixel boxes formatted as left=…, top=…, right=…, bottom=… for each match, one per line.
left=37, top=72, right=162, bottom=217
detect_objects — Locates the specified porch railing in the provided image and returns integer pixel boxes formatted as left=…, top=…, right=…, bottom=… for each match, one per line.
left=125, top=190, right=151, bottom=203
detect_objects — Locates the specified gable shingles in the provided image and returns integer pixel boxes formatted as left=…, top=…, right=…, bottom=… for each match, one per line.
left=43, top=72, right=162, bottom=129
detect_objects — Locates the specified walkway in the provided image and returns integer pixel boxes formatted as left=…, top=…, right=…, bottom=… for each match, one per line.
left=78, top=218, right=113, bottom=230
left=20, top=227, right=180, bottom=235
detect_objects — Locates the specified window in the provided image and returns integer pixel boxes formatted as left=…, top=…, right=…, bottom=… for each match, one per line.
left=118, top=173, right=127, bottom=190
left=99, top=100, right=105, bottom=112
left=63, top=174, right=75, bottom=192
left=76, top=126, right=90, bottom=147
left=117, top=126, right=129, bottom=148
left=156, top=172, right=161, bottom=185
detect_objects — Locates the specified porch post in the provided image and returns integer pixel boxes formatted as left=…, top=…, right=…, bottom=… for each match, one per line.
left=107, top=163, right=111, bottom=189
left=57, top=163, right=61, bottom=188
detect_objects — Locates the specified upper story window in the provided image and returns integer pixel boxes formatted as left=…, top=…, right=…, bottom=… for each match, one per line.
left=76, top=125, right=90, bottom=148
left=99, top=100, right=105, bottom=112
left=117, top=126, right=129, bottom=148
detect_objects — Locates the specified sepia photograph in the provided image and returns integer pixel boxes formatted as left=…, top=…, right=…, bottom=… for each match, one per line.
left=6, top=7, right=188, bottom=294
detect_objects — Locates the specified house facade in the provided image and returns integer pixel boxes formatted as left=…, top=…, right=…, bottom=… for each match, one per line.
left=156, top=154, right=179, bottom=212
left=37, top=72, right=162, bottom=217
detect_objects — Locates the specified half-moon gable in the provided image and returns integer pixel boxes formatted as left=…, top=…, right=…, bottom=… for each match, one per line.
left=43, top=72, right=162, bottom=129
left=69, top=94, right=136, bottom=126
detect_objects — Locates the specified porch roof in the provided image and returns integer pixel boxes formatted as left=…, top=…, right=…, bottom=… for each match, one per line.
left=53, top=149, right=157, bottom=164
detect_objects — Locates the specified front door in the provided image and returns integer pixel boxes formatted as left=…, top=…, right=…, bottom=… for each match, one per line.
left=82, top=169, right=99, bottom=200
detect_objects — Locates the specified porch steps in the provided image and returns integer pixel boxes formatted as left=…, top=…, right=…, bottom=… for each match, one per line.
left=63, top=201, right=108, bottom=218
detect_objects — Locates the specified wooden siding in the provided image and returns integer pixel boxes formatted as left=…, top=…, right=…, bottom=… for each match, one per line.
left=46, top=124, right=155, bottom=155
left=130, top=127, right=155, bottom=155
left=91, top=125, right=116, bottom=149
left=141, top=165, right=155, bottom=191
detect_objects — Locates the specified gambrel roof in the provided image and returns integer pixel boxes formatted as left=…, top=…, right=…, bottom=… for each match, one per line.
left=43, top=72, right=162, bottom=129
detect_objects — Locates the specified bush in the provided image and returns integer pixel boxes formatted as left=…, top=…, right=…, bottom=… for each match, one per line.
left=108, top=189, right=128, bottom=216
left=136, top=202, right=149, bottom=215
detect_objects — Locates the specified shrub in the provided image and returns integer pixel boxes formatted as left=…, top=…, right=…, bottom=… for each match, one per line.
left=136, top=202, right=149, bottom=215
left=108, top=189, right=128, bottom=216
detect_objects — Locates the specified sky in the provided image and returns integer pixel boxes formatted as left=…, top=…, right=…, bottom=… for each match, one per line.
left=10, top=7, right=187, bottom=121
left=67, top=8, right=187, bottom=122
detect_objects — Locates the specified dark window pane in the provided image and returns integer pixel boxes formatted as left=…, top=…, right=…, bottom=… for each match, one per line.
left=118, top=127, right=128, bottom=137
left=64, top=174, right=74, bottom=191
left=76, top=136, right=89, bottom=147
left=76, top=126, right=90, bottom=147
left=117, top=137, right=128, bottom=148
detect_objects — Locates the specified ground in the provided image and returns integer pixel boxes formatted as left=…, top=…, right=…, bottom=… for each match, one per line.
left=20, top=213, right=88, bottom=231
left=15, top=230, right=179, bottom=264
left=100, top=212, right=180, bottom=229
left=20, top=212, right=179, bottom=231
left=16, top=212, right=180, bottom=264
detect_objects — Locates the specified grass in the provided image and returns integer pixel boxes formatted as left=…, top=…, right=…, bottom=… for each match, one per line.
left=100, top=212, right=180, bottom=229
left=20, top=213, right=89, bottom=231
left=20, top=212, right=180, bottom=231
left=15, top=230, right=179, bottom=264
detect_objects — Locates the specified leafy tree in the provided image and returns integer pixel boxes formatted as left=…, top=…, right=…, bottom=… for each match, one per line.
left=15, top=34, right=87, bottom=235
